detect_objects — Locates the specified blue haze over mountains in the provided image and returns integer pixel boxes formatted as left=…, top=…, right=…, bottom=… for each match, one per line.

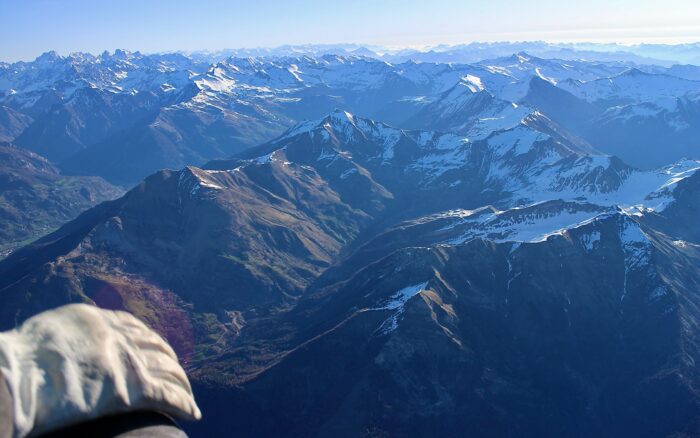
left=1, top=41, right=700, bottom=436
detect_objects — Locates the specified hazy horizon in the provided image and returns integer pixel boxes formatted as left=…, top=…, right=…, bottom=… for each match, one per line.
left=3, top=40, right=700, bottom=65
left=2, top=0, right=699, bottom=62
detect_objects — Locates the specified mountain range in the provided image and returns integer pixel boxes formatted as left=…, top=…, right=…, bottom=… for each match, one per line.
left=2, top=105, right=700, bottom=435
left=185, top=42, right=700, bottom=66
left=1, top=45, right=700, bottom=436
left=2, top=50, right=700, bottom=186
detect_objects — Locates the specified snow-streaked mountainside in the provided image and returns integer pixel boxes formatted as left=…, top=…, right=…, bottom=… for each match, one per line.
left=1, top=48, right=699, bottom=184
left=205, top=109, right=700, bottom=250
left=559, top=68, right=700, bottom=103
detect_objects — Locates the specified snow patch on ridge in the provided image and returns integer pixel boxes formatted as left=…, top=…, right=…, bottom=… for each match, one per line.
left=373, top=281, right=429, bottom=334
left=463, top=74, right=485, bottom=92
left=620, top=219, right=652, bottom=270
left=619, top=217, right=653, bottom=303
left=178, top=167, right=224, bottom=198
left=444, top=204, right=606, bottom=245
left=581, top=230, right=601, bottom=251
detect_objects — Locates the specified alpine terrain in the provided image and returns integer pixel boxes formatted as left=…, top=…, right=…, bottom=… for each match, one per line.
left=1, top=42, right=700, bottom=437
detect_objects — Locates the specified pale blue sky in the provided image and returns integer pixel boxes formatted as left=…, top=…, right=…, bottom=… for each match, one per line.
left=1, top=0, right=699, bottom=61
